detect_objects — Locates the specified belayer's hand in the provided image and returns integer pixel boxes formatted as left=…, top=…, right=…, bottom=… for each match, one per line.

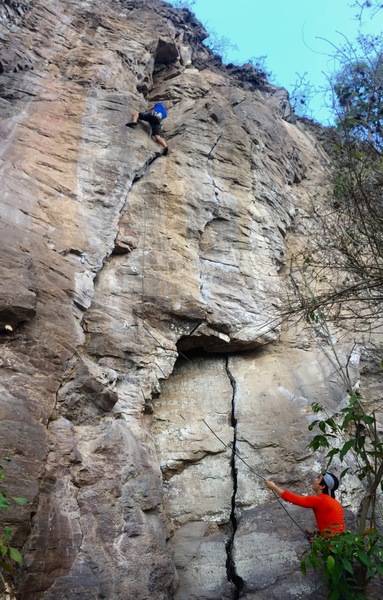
left=305, top=529, right=315, bottom=543
left=265, top=481, right=284, bottom=497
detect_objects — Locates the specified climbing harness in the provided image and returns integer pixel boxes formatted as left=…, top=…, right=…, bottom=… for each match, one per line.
left=202, top=419, right=308, bottom=536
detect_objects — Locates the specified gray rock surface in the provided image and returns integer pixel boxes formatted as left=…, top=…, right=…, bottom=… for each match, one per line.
left=0, top=1, right=381, bottom=599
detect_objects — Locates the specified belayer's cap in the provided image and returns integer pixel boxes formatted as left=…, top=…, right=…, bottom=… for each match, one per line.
left=323, top=473, right=339, bottom=498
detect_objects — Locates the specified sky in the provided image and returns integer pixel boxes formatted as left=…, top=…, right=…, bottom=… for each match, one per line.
left=167, top=0, right=382, bottom=123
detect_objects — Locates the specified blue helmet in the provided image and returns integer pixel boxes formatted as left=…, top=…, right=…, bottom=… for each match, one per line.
left=153, top=102, right=167, bottom=119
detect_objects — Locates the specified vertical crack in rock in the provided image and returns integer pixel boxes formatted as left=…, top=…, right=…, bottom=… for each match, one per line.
left=208, top=133, right=223, bottom=160
left=225, top=356, right=245, bottom=599
left=206, top=133, right=223, bottom=206
left=77, top=150, right=162, bottom=320
left=131, top=151, right=164, bottom=184
left=109, top=152, right=161, bottom=260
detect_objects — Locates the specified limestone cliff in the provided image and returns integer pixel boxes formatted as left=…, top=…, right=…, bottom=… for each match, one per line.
left=0, top=1, right=378, bottom=599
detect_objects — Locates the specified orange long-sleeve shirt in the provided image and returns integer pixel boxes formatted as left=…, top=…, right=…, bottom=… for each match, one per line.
left=281, top=490, right=345, bottom=536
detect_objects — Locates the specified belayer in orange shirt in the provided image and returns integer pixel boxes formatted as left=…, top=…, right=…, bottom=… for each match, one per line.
left=266, top=473, right=345, bottom=538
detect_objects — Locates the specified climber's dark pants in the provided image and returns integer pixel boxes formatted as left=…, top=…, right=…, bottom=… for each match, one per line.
left=138, top=111, right=162, bottom=136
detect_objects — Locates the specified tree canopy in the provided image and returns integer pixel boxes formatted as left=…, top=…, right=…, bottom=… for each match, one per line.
left=289, top=35, right=383, bottom=335
left=334, top=35, right=383, bottom=154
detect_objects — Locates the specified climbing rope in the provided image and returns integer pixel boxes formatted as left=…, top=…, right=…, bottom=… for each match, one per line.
left=202, top=419, right=308, bottom=536
left=141, top=195, right=147, bottom=310
left=137, top=141, right=306, bottom=540
left=139, top=172, right=171, bottom=379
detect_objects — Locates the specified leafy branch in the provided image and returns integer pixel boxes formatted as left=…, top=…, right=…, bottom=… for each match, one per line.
left=301, top=528, right=383, bottom=599
left=0, top=458, right=27, bottom=577
left=309, top=391, right=383, bottom=534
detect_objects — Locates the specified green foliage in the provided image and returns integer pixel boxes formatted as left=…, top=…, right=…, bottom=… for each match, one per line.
left=333, top=35, right=383, bottom=153
left=0, top=458, right=27, bottom=575
left=288, top=34, right=383, bottom=333
left=289, top=22, right=383, bottom=599
left=300, top=327, right=383, bottom=596
left=308, top=393, right=382, bottom=490
left=308, top=390, right=383, bottom=556
left=301, top=529, right=383, bottom=599
left=304, top=387, right=383, bottom=597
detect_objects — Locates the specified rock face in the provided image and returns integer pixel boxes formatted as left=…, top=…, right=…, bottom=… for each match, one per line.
left=0, top=1, right=379, bottom=599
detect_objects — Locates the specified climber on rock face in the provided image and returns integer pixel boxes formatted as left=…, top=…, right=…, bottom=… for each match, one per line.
left=265, top=472, right=346, bottom=539
left=126, top=102, right=169, bottom=155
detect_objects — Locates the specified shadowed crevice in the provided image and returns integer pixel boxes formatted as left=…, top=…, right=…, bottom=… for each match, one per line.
left=225, top=356, right=245, bottom=599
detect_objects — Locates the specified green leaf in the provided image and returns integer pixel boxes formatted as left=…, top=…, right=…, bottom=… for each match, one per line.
left=308, top=440, right=319, bottom=451
left=332, top=562, right=343, bottom=584
left=3, top=526, right=12, bottom=543
left=325, top=418, right=337, bottom=430
left=339, top=439, right=355, bottom=461
left=357, top=435, right=366, bottom=449
left=326, top=554, right=336, bottom=573
left=341, top=411, right=355, bottom=429
left=9, top=547, right=22, bottom=564
left=0, top=494, right=9, bottom=510
left=326, top=448, right=339, bottom=460
left=2, top=457, right=11, bottom=463
left=342, top=557, right=354, bottom=574
left=361, top=415, right=374, bottom=425
left=11, top=497, right=28, bottom=506
left=356, top=550, right=372, bottom=568
left=308, top=420, right=319, bottom=431
left=0, top=559, right=14, bottom=573
left=300, top=560, right=307, bottom=575
left=309, top=435, right=330, bottom=450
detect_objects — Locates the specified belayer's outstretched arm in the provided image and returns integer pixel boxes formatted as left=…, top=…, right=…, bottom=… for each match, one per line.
left=265, top=481, right=284, bottom=497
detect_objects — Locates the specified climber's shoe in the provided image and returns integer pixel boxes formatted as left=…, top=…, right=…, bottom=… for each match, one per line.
left=162, top=147, right=169, bottom=156
left=126, top=122, right=138, bottom=128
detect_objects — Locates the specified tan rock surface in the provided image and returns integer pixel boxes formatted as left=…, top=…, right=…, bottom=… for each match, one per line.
left=0, top=1, right=378, bottom=599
